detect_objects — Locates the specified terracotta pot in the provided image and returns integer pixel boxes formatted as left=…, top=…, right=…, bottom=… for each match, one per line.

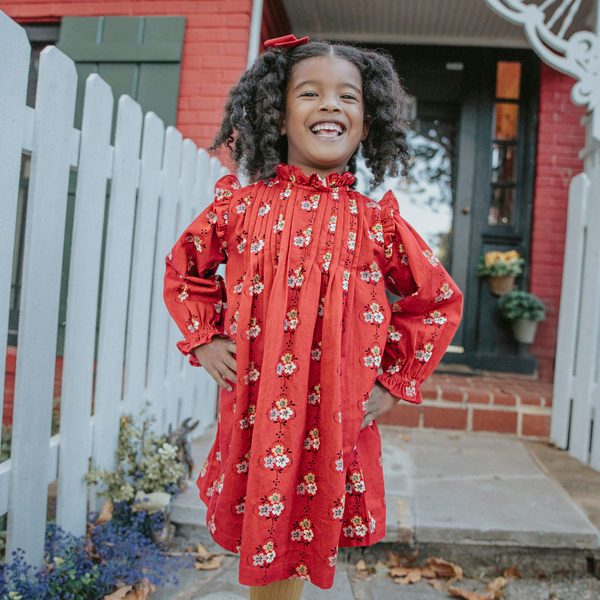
left=512, top=319, right=539, bottom=344
left=487, top=275, right=515, bottom=296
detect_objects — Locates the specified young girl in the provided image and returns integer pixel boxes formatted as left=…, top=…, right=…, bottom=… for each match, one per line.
left=164, top=35, right=462, bottom=599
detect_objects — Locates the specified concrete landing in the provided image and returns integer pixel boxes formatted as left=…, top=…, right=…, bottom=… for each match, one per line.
left=172, top=425, right=600, bottom=553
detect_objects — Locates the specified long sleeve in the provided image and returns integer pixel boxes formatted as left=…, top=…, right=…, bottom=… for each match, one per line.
left=163, top=175, right=239, bottom=366
left=376, top=190, right=463, bottom=403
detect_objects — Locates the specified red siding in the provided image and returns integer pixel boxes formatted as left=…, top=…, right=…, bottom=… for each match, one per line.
left=529, top=62, right=586, bottom=382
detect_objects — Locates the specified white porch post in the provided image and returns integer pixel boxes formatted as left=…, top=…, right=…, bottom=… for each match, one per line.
left=484, top=0, right=600, bottom=469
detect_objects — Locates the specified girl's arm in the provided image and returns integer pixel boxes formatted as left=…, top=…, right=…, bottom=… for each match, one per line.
left=163, top=175, right=239, bottom=369
left=375, top=190, right=464, bottom=405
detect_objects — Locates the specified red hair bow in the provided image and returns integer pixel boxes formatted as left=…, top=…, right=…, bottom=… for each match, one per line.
left=264, top=34, right=309, bottom=49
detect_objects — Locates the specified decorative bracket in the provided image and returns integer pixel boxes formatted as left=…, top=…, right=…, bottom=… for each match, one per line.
left=484, top=0, right=600, bottom=141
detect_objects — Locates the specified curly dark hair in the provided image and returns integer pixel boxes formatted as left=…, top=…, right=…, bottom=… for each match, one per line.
left=209, top=41, right=411, bottom=190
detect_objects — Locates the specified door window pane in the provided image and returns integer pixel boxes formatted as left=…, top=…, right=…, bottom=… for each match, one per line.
left=496, top=62, right=521, bottom=100
left=491, top=144, right=516, bottom=183
left=488, top=187, right=514, bottom=226
left=494, top=103, right=519, bottom=140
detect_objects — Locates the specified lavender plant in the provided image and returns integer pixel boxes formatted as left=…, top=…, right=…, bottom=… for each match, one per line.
left=0, top=509, right=181, bottom=599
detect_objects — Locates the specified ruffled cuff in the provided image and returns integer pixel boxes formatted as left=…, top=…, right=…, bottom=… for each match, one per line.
left=376, top=373, right=422, bottom=405
left=177, top=327, right=221, bottom=367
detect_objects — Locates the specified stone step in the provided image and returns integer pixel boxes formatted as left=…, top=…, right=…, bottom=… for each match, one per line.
left=172, top=424, right=600, bottom=575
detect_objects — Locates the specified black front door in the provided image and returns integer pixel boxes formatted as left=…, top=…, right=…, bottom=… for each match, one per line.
left=365, top=44, right=540, bottom=374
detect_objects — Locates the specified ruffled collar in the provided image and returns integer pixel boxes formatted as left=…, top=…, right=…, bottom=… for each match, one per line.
left=274, top=163, right=355, bottom=189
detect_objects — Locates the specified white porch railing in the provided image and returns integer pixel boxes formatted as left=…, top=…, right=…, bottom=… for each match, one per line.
left=0, top=10, right=224, bottom=567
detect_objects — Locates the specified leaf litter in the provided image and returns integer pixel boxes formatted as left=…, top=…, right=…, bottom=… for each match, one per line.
left=352, top=550, right=521, bottom=599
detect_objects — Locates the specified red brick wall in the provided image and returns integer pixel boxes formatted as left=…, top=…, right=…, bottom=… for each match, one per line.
left=0, top=0, right=254, bottom=153
left=529, top=63, right=586, bottom=382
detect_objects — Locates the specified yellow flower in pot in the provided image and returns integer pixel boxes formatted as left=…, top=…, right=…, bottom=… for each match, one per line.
left=477, top=250, right=525, bottom=296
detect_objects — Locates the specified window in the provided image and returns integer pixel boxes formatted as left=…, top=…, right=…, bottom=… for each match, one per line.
left=488, top=61, right=521, bottom=226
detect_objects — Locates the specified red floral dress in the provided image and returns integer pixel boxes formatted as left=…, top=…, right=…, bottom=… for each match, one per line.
left=163, top=164, right=462, bottom=589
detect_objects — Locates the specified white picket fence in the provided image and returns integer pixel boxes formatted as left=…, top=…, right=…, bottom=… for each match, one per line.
left=551, top=117, right=600, bottom=472
left=0, top=11, right=224, bottom=567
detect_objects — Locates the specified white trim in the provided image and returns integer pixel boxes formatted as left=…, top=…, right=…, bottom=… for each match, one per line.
left=247, top=0, right=265, bottom=67
left=295, top=30, right=530, bottom=48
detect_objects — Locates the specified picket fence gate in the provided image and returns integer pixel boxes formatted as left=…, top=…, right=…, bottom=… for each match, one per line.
left=0, top=11, right=225, bottom=567
left=551, top=117, right=600, bottom=472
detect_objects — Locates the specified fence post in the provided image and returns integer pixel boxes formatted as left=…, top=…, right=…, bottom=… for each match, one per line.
left=56, top=74, right=114, bottom=536
left=123, top=112, right=165, bottom=418
left=551, top=173, right=590, bottom=448
left=0, top=12, right=30, bottom=437
left=92, top=95, right=142, bottom=475
left=7, top=46, right=77, bottom=567
left=147, top=127, right=182, bottom=434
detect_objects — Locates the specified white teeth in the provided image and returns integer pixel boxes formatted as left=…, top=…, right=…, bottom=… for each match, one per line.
left=310, top=122, right=344, bottom=135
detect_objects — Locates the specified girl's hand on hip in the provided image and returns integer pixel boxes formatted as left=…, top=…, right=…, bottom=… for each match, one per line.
left=361, top=382, right=399, bottom=430
left=193, top=337, right=237, bottom=392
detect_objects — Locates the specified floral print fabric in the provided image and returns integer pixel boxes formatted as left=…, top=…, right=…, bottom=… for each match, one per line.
left=164, top=164, right=462, bottom=589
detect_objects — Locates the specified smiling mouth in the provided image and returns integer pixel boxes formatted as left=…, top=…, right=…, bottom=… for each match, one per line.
left=310, top=122, right=346, bottom=139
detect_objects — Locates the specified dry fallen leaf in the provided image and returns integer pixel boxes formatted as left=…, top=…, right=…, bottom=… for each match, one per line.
left=353, top=570, right=370, bottom=582
left=124, top=579, right=155, bottom=600
left=355, top=559, right=368, bottom=571
left=386, top=550, right=401, bottom=567
left=194, top=555, right=223, bottom=570
left=389, top=566, right=410, bottom=577
left=420, top=567, right=437, bottom=578
left=427, top=557, right=464, bottom=580
left=104, top=587, right=132, bottom=600
left=448, top=585, right=493, bottom=600
left=96, top=501, right=114, bottom=525
left=393, top=567, right=422, bottom=585
left=485, top=577, right=508, bottom=592
left=503, top=566, right=521, bottom=580
left=197, top=543, right=209, bottom=554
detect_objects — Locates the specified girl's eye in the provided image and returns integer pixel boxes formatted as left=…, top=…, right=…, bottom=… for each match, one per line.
left=342, top=94, right=358, bottom=100
left=300, top=92, right=317, bottom=97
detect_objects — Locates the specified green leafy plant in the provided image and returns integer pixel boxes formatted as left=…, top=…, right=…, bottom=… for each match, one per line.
left=85, top=409, right=185, bottom=504
left=477, top=250, right=525, bottom=277
left=498, top=290, right=546, bottom=322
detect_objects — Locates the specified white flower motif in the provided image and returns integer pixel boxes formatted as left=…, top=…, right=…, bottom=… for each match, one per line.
left=415, top=350, right=432, bottom=362
left=235, top=503, right=245, bottom=514
left=291, top=530, right=302, bottom=541
left=250, top=239, right=265, bottom=254
left=275, top=455, right=290, bottom=468
left=233, top=283, right=243, bottom=294
left=343, top=526, right=354, bottom=538
left=329, top=555, right=337, bottom=567
left=237, top=238, right=246, bottom=253
left=253, top=554, right=265, bottom=566
left=311, top=349, right=322, bottom=361
left=258, top=204, right=270, bottom=216
left=332, top=506, right=344, bottom=519
left=335, top=459, right=343, bottom=472
left=236, top=461, right=249, bottom=473
left=258, top=504, right=272, bottom=516
left=355, top=525, right=368, bottom=537
left=271, top=503, right=284, bottom=516
left=264, top=456, right=275, bottom=468
left=297, top=483, right=307, bottom=495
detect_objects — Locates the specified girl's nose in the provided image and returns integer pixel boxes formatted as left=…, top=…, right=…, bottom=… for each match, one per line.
left=319, top=99, right=341, bottom=113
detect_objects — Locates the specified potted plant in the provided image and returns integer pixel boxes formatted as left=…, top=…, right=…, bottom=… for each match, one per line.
left=498, top=290, right=547, bottom=344
left=477, top=250, right=525, bottom=296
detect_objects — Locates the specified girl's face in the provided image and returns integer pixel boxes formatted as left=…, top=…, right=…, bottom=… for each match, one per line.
left=281, top=56, right=369, bottom=179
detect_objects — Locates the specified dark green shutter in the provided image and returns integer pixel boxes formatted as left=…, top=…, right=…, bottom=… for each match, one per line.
left=54, top=16, right=185, bottom=356
left=57, top=16, right=185, bottom=133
